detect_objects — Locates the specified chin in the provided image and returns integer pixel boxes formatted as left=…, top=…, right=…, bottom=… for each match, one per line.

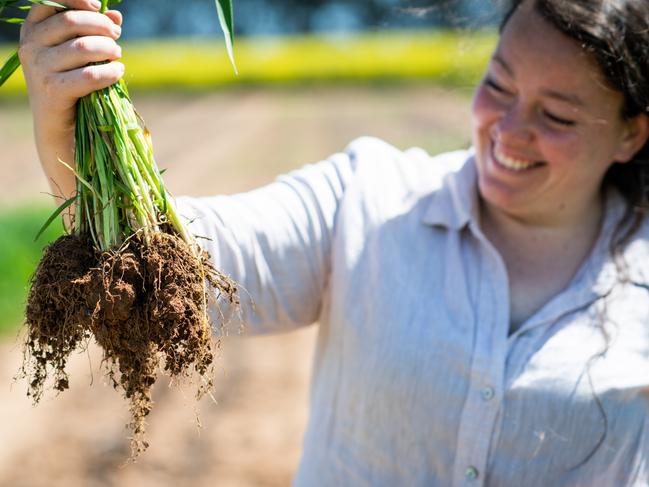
left=476, top=171, right=525, bottom=216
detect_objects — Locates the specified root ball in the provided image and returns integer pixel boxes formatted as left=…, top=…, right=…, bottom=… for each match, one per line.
left=21, top=232, right=237, bottom=457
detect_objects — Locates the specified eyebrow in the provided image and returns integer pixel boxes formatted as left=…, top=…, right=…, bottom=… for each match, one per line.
left=493, top=54, right=585, bottom=107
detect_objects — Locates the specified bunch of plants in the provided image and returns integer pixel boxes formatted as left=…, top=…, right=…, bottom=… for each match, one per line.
left=0, top=0, right=238, bottom=457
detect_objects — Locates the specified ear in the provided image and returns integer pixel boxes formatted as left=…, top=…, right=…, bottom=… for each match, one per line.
left=614, top=113, right=649, bottom=163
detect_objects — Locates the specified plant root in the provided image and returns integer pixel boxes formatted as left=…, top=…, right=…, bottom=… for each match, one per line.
left=21, top=232, right=238, bottom=458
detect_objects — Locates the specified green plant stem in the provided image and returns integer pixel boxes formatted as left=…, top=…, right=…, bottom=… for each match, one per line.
left=74, top=78, right=196, bottom=252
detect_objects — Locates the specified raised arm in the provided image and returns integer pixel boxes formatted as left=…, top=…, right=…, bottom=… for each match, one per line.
left=19, top=0, right=123, bottom=224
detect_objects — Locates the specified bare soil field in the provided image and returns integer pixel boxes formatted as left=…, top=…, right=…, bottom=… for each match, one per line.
left=0, top=86, right=471, bottom=486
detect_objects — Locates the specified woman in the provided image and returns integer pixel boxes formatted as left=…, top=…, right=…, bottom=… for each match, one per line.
left=18, top=0, right=649, bottom=484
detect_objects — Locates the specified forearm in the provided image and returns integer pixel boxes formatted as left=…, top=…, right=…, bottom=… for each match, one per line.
left=34, top=117, right=76, bottom=201
left=30, top=105, right=77, bottom=229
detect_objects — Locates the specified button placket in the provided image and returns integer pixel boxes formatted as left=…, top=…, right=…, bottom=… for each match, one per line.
left=481, top=386, right=495, bottom=401
left=465, top=466, right=479, bottom=480
left=451, top=239, right=509, bottom=487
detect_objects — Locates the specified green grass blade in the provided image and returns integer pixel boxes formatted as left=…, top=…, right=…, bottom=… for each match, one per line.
left=0, top=50, right=19, bottom=87
left=27, top=0, right=66, bottom=8
left=34, top=194, right=77, bottom=241
left=58, top=157, right=100, bottom=200
left=215, top=0, right=237, bottom=74
left=1, top=0, right=65, bottom=20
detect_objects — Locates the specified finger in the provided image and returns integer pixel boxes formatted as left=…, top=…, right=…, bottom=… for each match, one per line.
left=45, top=61, right=125, bottom=101
left=104, top=10, right=122, bottom=27
left=32, top=10, right=121, bottom=47
left=27, top=0, right=101, bottom=24
left=47, top=36, right=121, bottom=72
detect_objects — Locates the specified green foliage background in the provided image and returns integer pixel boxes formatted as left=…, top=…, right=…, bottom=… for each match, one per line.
left=0, top=207, right=64, bottom=335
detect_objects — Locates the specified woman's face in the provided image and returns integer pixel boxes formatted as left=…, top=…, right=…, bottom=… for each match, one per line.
left=471, top=0, right=648, bottom=224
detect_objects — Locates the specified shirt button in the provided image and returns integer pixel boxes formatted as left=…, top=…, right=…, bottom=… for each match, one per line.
left=481, top=386, right=495, bottom=401
left=465, top=466, right=479, bottom=480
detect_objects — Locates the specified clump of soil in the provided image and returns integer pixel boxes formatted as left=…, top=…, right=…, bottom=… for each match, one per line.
left=20, top=232, right=238, bottom=457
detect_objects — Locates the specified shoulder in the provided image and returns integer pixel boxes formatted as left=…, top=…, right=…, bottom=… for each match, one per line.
left=622, top=216, right=649, bottom=286
left=343, top=136, right=471, bottom=195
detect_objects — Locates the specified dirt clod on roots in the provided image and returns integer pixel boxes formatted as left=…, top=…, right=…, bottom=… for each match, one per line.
left=21, top=232, right=238, bottom=457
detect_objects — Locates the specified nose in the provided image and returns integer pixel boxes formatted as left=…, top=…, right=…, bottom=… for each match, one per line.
left=491, top=104, right=535, bottom=146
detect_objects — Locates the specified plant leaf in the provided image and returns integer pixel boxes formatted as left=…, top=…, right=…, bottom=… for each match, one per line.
left=0, top=50, right=19, bottom=88
left=0, top=17, right=24, bottom=23
left=34, top=194, right=77, bottom=241
left=214, top=0, right=237, bottom=74
left=58, top=158, right=100, bottom=200
left=27, top=0, right=67, bottom=8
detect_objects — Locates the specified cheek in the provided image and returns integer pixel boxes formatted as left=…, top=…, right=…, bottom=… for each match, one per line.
left=471, top=85, right=500, bottom=136
left=536, top=127, right=582, bottom=164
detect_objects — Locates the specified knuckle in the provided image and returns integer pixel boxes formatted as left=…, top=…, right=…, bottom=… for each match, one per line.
left=70, top=37, right=88, bottom=52
left=81, top=66, right=100, bottom=83
left=17, top=43, right=32, bottom=65
left=19, top=21, right=32, bottom=44
left=41, top=72, right=57, bottom=94
left=60, top=11, right=78, bottom=29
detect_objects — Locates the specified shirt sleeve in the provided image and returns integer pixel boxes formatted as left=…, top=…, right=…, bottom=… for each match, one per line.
left=174, top=150, right=355, bottom=335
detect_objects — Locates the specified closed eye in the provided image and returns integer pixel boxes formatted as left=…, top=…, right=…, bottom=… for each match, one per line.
left=543, top=111, right=576, bottom=127
left=485, top=78, right=511, bottom=95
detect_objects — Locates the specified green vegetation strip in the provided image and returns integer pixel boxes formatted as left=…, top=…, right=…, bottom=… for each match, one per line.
left=0, top=30, right=496, bottom=95
left=0, top=206, right=64, bottom=336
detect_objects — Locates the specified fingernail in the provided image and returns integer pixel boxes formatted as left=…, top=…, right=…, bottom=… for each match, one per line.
left=113, top=25, right=122, bottom=37
left=91, top=0, right=102, bottom=10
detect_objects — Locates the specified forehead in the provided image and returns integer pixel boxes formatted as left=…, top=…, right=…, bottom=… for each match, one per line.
left=496, top=1, right=606, bottom=88
left=496, top=2, right=623, bottom=110
left=499, top=3, right=592, bottom=77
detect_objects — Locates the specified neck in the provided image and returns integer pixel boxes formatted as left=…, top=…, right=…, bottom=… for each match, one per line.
left=479, top=192, right=605, bottom=261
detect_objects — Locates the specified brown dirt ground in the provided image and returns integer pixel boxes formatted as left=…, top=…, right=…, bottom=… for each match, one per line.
left=0, top=85, right=470, bottom=486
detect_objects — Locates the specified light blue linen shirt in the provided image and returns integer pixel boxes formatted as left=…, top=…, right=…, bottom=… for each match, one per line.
left=176, top=137, right=649, bottom=486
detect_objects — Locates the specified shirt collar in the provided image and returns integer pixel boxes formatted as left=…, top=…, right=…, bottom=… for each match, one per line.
left=420, top=151, right=649, bottom=296
left=573, top=189, right=627, bottom=299
left=420, top=152, right=478, bottom=230
left=519, top=190, right=634, bottom=331
left=596, top=192, right=649, bottom=291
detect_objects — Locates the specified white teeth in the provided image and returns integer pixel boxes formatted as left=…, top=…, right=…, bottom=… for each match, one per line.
left=494, top=149, right=538, bottom=171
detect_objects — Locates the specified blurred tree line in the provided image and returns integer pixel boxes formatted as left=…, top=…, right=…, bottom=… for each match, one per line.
left=0, top=0, right=505, bottom=41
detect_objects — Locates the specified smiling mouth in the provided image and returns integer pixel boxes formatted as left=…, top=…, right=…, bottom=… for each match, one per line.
left=493, top=147, right=544, bottom=171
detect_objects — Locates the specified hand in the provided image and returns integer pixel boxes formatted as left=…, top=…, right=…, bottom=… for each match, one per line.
left=20, top=0, right=123, bottom=127
left=18, top=0, right=124, bottom=206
